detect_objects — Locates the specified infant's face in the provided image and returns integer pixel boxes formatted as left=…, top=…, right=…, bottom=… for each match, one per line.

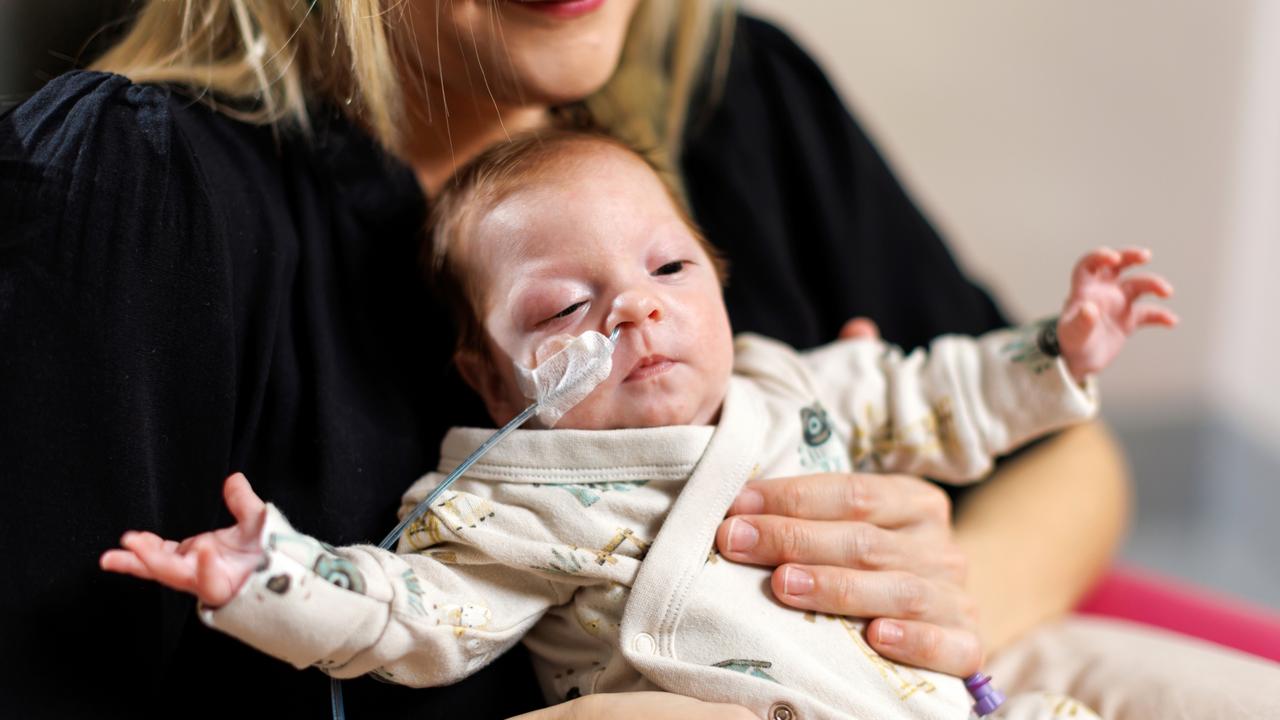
left=460, top=145, right=733, bottom=429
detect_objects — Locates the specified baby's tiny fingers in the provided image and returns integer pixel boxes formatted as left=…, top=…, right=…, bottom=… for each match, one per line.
left=1120, top=273, right=1173, bottom=302
left=129, top=535, right=199, bottom=593
left=121, top=530, right=166, bottom=553
left=1060, top=301, right=1099, bottom=339
left=1073, top=248, right=1121, bottom=285
left=838, top=317, right=881, bottom=341
left=1115, top=247, right=1153, bottom=270
left=100, top=549, right=155, bottom=580
left=195, top=543, right=236, bottom=607
left=224, top=472, right=266, bottom=534
left=1130, top=305, right=1179, bottom=329
left=176, top=537, right=198, bottom=556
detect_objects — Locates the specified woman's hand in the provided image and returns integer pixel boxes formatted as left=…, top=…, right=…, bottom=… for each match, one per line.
left=714, top=316, right=982, bottom=677
left=99, top=472, right=267, bottom=607
left=714, top=472, right=983, bottom=677
left=509, top=692, right=755, bottom=720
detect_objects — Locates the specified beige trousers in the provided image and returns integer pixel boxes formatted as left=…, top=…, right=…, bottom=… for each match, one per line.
left=987, top=616, right=1280, bottom=719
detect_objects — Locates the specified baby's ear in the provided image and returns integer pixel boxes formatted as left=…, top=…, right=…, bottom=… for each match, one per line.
left=455, top=347, right=519, bottom=425
left=455, top=347, right=494, bottom=398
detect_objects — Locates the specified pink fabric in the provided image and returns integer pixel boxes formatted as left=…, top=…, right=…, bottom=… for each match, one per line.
left=1074, top=565, right=1280, bottom=662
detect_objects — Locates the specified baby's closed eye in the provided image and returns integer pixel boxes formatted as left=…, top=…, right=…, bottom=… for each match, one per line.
left=549, top=301, right=587, bottom=321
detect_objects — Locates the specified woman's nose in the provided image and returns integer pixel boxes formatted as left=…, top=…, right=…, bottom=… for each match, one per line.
left=606, top=291, right=663, bottom=332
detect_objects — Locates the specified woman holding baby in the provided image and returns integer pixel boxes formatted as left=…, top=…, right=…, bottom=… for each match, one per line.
left=1, top=1, right=1273, bottom=718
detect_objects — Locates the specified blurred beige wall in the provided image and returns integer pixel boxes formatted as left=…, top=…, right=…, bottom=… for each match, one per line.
left=745, top=1, right=1279, bottom=446
left=1215, top=0, right=1280, bottom=449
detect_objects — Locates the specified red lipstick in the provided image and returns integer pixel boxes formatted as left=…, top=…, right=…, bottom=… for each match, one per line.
left=506, top=0, right=606, bottom=20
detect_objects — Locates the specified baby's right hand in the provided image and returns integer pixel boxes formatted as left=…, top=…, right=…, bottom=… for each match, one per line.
left=100, top=472, right=267, bottom=608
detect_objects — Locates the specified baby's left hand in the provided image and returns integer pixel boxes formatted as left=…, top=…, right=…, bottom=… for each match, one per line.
left=1058, top=247, right=1178, bottom=381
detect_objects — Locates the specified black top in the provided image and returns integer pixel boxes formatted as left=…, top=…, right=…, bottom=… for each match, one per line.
left=0, top=15, right=1007, bottom=719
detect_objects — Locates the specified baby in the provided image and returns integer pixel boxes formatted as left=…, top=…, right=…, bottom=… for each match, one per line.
left=102, top=130, right=1175, bottom=719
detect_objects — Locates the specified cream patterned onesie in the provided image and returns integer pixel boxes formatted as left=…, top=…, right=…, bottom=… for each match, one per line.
left=205, top=327, right=1101, bottom=720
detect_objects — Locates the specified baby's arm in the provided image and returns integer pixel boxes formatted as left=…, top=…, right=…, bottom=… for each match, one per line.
left=783, top=328, right=1090, bottom=481
left=794, top=247, right=1173, bottom=482
left=102, top=474, right=566, bottom=687
left=1057, top=247, right=1178, bottom=382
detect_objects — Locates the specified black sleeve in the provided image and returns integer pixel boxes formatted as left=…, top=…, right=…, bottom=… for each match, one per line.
left=0, top=72, right=239, bottom=716
left=684, top=15, right=1011, bottom=354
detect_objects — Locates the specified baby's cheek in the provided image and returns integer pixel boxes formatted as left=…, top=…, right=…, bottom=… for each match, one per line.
left=549, top=394, right=616, bottom=430
left=532, top=334, right=575, bottom=367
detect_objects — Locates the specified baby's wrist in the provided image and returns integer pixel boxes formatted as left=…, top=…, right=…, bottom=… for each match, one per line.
left=1043, top=317, right=1093, bottom=385
left=1038, top=318, right=1062, bottom=358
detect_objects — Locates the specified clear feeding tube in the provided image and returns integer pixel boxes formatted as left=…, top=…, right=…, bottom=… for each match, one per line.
left=378, top=326, right=619, bottom=549
left=331, top=327, right=621, bottom=720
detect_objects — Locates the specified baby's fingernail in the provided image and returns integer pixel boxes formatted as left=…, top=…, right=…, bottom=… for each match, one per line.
left=726, top=518, right=759, bottom=553
left=877, top=621, right=904, bottom=645
left=782, top=566, right=814, bottom=595
left=733, top=488, right=764, bottom=515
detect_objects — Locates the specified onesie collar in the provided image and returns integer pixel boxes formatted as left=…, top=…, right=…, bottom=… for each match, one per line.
left=437, top=425, right=716, bottom=484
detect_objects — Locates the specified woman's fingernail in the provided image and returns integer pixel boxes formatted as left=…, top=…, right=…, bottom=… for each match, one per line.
left=733, top=488, right=764, bottom=515
left=726, top=518, right=759, bottom=553
left=877, top=621, right=904, bottom=645
left=782, top=566, right=814, bottom=595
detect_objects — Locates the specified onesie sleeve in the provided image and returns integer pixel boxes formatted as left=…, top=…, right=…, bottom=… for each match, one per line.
left=800, top=320, right=1098, bottom=482
left=201, top=498, right=574, bottom=687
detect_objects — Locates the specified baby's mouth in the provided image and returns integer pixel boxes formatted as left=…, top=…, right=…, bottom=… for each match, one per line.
left=623, top=355, right=676, bottom=383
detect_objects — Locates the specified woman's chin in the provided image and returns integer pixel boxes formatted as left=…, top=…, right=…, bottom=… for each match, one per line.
left=510, top=54, right=624, bottom=105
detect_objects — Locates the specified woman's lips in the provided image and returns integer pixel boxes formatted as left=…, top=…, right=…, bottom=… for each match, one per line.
left=506, top=0, right=606, bottom=19
left=624, top=355, right=676, bottom=383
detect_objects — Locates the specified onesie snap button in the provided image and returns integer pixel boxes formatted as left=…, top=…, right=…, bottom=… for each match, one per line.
left=630, top=632, right=657, bottom=655
left=769, top=702, right=795, bottom=720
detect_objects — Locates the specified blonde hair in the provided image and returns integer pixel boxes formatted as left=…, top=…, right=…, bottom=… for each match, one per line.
left=92, top=0, right=734, bottom=166
left=428, top=128, right=728, bottom=351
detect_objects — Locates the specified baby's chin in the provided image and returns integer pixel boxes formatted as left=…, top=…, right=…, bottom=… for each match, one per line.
left=552, top=398, right=718, bottom=430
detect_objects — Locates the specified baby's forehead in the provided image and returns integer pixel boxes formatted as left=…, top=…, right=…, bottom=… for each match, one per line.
left=446, top=136, right=702, bottom=304
left=472, top=151, right=679, bottom=249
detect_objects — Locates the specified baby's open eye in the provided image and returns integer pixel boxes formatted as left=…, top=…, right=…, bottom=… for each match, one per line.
left=653, top=260, right=687, bottom=276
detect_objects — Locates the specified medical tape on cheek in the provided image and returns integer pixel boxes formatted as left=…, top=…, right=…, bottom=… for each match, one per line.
left=513, top=331, right=616, bottom=427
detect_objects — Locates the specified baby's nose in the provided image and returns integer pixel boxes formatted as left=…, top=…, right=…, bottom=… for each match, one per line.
left=607, top=292, right=662, bottom=332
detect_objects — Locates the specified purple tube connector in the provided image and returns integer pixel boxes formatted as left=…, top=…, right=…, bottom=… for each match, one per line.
left=964, top=672, right=1006, bottom=717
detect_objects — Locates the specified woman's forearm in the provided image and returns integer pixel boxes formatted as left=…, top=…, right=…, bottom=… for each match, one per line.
left=955, top=420, right=1131, bottom=653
